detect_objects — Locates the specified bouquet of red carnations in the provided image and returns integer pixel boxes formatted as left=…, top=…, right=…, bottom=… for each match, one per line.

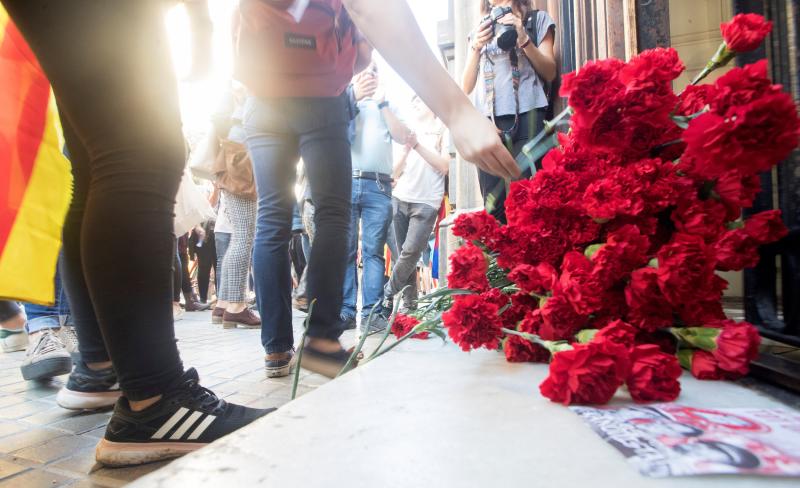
left=388, top=14, right=798, bottom=406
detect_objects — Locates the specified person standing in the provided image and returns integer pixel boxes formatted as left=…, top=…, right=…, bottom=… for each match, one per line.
left=189, top=222, right=217, bottom=305
left=462, top=0, right=556, bottom=223
left=341, top=64, right=412, bottom=332
left=1, top=0, right=273, bottom=467
left=209, top=84, right=261, bottom=329
left=384, top=96, right=449, bottom=314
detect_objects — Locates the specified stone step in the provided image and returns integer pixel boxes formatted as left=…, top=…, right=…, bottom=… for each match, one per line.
left=132, top=339, right=799, bottom=487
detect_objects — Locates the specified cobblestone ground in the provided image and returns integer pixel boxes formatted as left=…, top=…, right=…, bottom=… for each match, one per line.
left=0, top=309, right=351, bottom=487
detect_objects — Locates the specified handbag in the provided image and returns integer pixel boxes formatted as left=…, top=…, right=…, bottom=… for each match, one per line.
left=213, top=139, right=258, bottom=201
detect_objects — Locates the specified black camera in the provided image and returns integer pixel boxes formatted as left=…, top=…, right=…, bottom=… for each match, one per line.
left=482, top=6, right=517, bottom=51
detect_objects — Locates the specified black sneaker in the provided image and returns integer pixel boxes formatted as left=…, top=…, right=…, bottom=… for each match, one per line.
left=265, top=349, right=294, bottom=378
left=339, top=315, right=357, bottom=331
left=96, top=368, right=275, bottom=467
left=57, top=360, right=121, bottom=410
left=361, top=315, right=388, bottom=335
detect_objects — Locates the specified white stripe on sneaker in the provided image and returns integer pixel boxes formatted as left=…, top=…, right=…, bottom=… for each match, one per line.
left=151, top=407, right=189, bottom=440
left=187, top=414, right=216, bottom=440
left=169, top=411, right=204, bottom=440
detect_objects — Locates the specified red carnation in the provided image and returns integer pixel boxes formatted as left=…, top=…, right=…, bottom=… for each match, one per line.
left=452, top=210, right=499, bottom=246
left=442, top=294, right=503, bottom=352
left=391, top=313, right=429, bottom=340
left=583, top=167, right=646, bottom=221
left=683, top=350, right=741, bottom=380
left=678, top=298, right=727, bottom=326
left=713, top=229, right=760, bottom=271
left=447, top=244, right=489, bottom=292
left=744, top=210, right=788, bottom=245
left=508, top=262, right=557, bottom=295
left=539, top=339, right=630, bottom=405
left=711, top=60, right=780, bottom=116
left=711, top=319, right=761, bottom=375
left=560, top=58, right=625, bottom=115
left=721, top=13, right=773, bottom=53
left=714, top=170, right=762, bottom=210
left=591, top=225, right=650, bottom=283
left=625, top=267, right=674, bottom=332
left=676, top=84, right=715, bottom=115
left=538, top=292, right=587, bottom=341
left=672, top=198, right=729, bottom=243
left=503, top=311, right=550, bottom=363
left=683, top=93, right=800, bottom=179
left=595, top=320, right=638, bottom=349
left=635, top=330, right=678, bottom=355
left=626, top=344, right=682, bottom=403
left=620, top=47, right=684, bottom=89
left=559, top=251, right=605, bottom=315
left=656, top=233, right=718, bottom=307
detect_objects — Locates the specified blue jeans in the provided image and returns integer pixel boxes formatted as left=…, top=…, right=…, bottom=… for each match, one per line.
left=341, top=178, right=393, bottom=319
left=244, top=94, right=352, bottom=353
left=24, top=263, right=72, bottom=333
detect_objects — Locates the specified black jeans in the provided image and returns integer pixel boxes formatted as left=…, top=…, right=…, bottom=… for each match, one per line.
left=195, top=234, right=216, bottom=303
left=2, top=0, right=185, bottom=400
left=478, top=109, right=547, bottom=224
left=173, top=238, right=194, bottom=303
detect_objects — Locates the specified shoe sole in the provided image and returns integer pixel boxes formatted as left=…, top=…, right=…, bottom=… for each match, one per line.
left=21, top=356, right=73, bottom=381
left=223, top=321, right=261, bottom=330
left=57, top=387, right=121, bottom=410
left=211, top=316, right=223, bottom=325
left=299, top=354, right=352, bottom=379
left=95, top=439, right=207, bottom=467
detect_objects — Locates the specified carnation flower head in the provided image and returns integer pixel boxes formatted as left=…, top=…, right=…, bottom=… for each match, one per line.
left=442, top=294, right=504, bottom=352
left=447, top=243, right=489, bottom=292
left=721, top=13, right=772, bottom=53
left=539, top=339, right=630, bottom=405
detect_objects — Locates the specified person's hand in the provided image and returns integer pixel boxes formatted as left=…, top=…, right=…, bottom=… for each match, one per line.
left=353, top=72, right=378, bottom=101
left=498, top=11, right=529, bottom=47
left=405, top=131, right=417, bottom=149
left=471, top=19, right=493, bottom=52
left=448, top=105, right=520, bottom=180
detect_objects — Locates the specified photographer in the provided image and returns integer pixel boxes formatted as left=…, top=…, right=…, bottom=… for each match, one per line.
left=462, top=0, right=556, bottom=223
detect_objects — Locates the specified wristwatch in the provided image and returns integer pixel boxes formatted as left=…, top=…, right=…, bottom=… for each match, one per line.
left=519, top=36, right=531, bottom=49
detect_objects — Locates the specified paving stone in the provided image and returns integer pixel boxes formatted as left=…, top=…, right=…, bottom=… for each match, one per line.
left=12, top=433, right=97, bottom=464
left=0, top=428, right=65, bottom=454
left=21, top=406, right=81, bottom=427
left=49, top=412, right=111, bottom=435
left=0, top=422, right=26, bottom=439
left=0, top=396, right=26, bottom=409
left=0, top=468, right=72, bottom=488
left=0, top=401, right=53, bottom=420
left=89, top=462, right=170, bottom=485
left=48, top=447, right=97, bottom=477
left=0, top=459, right=27, bottom=480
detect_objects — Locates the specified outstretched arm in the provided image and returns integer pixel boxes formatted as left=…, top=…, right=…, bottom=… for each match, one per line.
left=343, top=0, right=520, bottom=180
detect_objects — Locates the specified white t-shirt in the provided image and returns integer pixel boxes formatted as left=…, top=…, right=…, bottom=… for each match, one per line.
left=214, top=191, right=234, bottom=234
left=392, top=124, right=446, bottom=209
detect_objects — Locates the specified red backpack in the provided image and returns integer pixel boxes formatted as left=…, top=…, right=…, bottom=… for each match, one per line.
left=234, top=0, right=359, bottom=98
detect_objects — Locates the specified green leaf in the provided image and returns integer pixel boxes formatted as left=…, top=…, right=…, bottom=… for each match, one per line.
left=670, top=327, right=720, bottom=351
left=676, top=348, right=694, bottom=370
left=575, top=329, right=599, bottom=344
left=648, top=258, right=659, bottom=268
left=584, top=244, right=603, bottom=259
left=429, top=327, right=448, bottom=343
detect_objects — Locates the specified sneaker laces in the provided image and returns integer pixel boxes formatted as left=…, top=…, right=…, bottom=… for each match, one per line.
left=33, top=329, right=65, bottom=356
left=181, top=372, right=226, bottom=414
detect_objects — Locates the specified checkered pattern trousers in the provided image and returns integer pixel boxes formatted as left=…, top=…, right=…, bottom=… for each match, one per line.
left=218, top=191, right=256, bottom=303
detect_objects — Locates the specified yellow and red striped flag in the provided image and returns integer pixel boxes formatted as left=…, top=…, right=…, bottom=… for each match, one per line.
left=0, top=7, right=72, bottom=305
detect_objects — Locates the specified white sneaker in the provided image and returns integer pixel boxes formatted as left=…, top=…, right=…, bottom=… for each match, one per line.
left=20, top=329, right=73, bottom=381
left=0, top=327, right=27, bottom=353
left=57, top=326, right=80, bottom=360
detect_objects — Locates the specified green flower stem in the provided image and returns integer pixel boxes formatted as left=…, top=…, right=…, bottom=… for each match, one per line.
left=367, top=318, right=442, bottom=362
left=691, top=42, right=735, bottom=85
left=291, top=299, right=315, bottom=400
left=500, top=327, right=570, bottom=352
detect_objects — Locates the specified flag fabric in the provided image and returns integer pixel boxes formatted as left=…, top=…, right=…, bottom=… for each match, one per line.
left=0, top=7, right=72, bottom=305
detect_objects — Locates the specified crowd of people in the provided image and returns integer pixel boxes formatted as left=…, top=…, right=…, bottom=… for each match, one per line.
left=0, top=0, right=555, bottom=468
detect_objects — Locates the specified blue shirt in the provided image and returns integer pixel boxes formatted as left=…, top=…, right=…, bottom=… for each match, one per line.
left=350, top=99, right=394, bottom=175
